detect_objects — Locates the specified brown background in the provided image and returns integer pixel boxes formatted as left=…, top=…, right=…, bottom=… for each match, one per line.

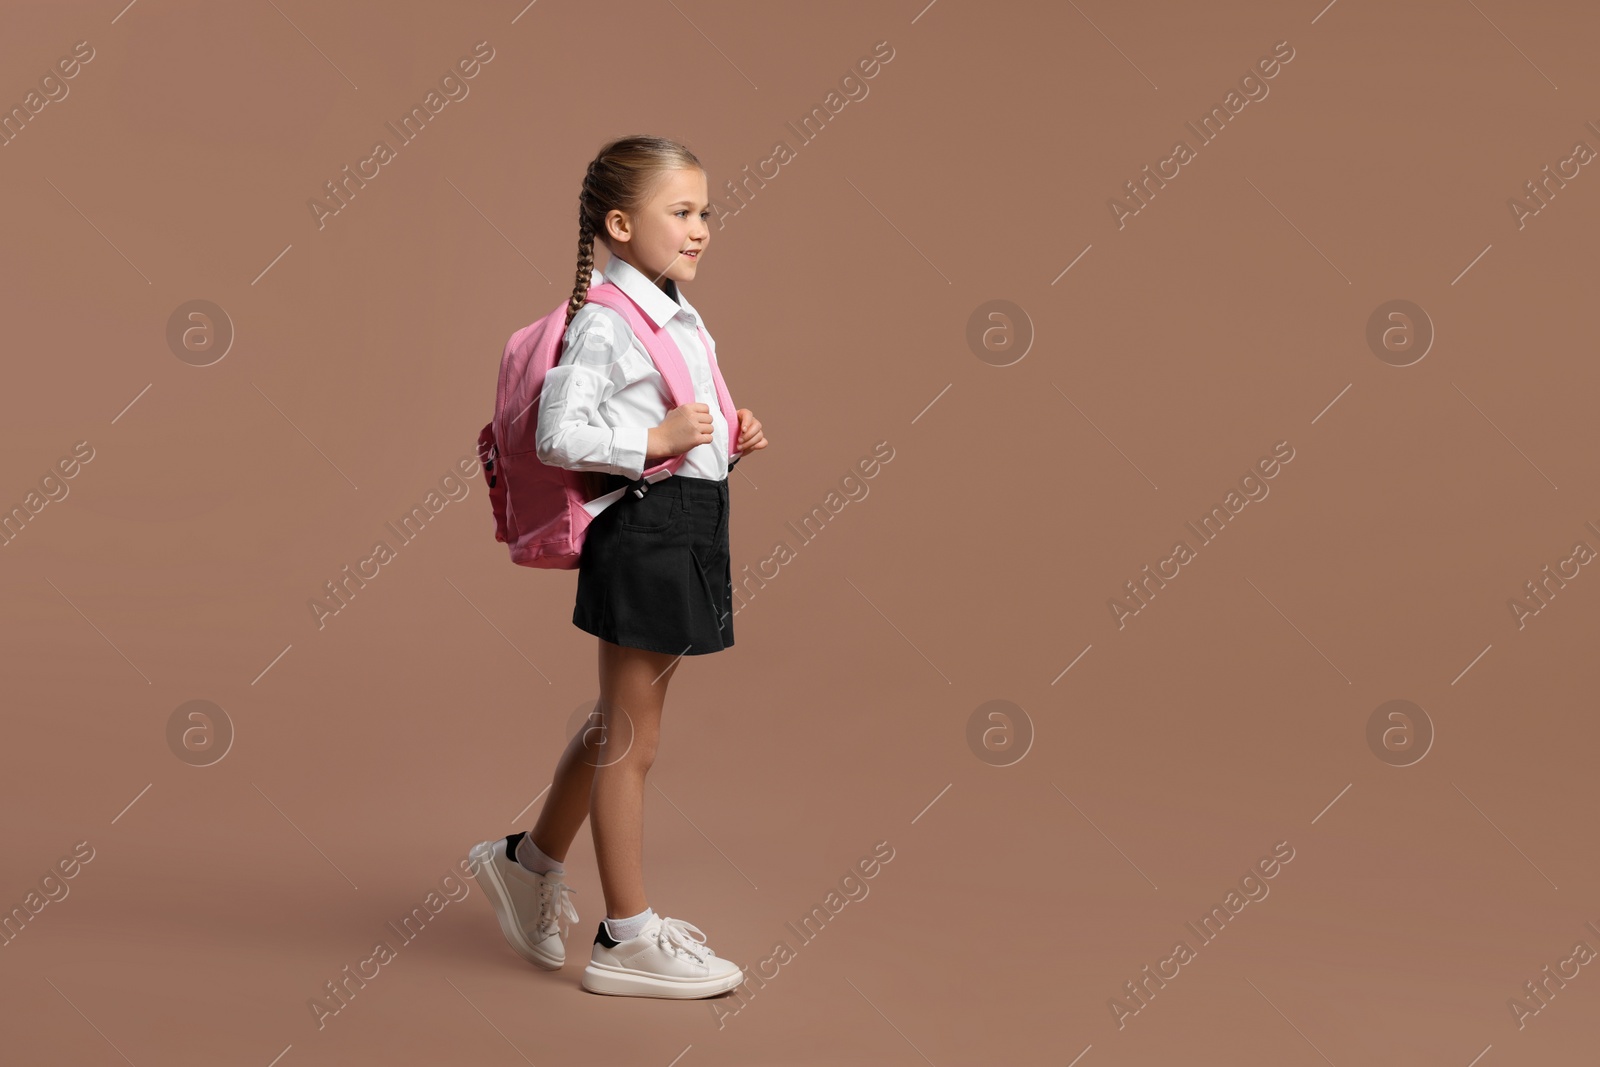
left=3, top=0, right=1599, bottom=1063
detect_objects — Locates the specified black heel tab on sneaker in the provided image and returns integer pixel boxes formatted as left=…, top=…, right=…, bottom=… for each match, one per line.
left=505, top=831, right=527, bottom=852
left=595, top=921, right=622, bottom=948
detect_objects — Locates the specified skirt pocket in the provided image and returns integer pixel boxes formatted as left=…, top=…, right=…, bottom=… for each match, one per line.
left=616, top=488, right=682, bottom=533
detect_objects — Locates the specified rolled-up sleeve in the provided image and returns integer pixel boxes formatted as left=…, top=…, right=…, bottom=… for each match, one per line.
left=533, top=308, right=650, bottom=479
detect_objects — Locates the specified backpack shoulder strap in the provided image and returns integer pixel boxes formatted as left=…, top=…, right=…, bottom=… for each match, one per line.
left=580, top=284, right=697, bottom=410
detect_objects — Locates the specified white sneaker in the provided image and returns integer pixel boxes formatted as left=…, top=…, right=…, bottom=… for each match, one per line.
left=581, top=913, right=745, bottom=998
left=469, top=835, right=579, bottom=970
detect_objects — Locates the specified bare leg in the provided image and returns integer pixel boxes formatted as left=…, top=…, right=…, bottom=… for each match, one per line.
left=525, top=713, right=605, bottom=866
left=527, top=637, right=680, bottom=918
left=589, top=638, right=681, bottom=919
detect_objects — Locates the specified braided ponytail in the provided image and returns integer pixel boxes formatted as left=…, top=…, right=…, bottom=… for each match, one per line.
left=564, top=135, right=702, bottom=328
left=565, top=193, right=597, bottom=327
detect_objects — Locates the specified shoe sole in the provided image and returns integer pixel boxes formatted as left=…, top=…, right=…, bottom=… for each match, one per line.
left=470, top=841, right=563, bottom=970
left=581, top=960, right=745, bottom=999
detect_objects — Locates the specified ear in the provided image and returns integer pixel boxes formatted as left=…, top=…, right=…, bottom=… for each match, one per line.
left=605, top=209, right=631, bottom=244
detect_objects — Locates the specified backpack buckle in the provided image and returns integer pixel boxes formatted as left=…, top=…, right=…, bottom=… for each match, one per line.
left=633, top=467, right=672, bottom=496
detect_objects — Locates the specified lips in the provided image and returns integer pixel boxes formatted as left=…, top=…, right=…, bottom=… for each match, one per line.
left=682, top=249, right=700, bottom=259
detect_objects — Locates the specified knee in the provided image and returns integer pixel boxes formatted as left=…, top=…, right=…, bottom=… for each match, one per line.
left=626, top=733, right=660, bottom=771
left=583, top=719, right=657, bottom=770
left=574, top=717, right=606, bottom=756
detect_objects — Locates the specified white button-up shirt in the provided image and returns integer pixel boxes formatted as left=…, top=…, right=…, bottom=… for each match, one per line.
left=534, top=255, right=731, bottom=518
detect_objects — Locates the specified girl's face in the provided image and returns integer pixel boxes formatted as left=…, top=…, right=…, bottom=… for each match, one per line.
left=604, top=166, right=710, bottom=292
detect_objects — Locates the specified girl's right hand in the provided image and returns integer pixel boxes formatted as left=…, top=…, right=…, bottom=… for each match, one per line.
left=648, top=402, right=714, bottom=461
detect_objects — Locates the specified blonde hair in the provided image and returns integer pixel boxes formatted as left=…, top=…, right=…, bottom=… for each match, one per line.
left=566, top=135, right=703, bottom=327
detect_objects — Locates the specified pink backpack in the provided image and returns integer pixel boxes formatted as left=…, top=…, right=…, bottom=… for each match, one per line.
left=477, top=280, right=739, bottom=568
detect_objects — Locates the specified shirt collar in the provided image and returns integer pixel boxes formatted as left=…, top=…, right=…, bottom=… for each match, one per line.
left=592, top=255, right=700, bottom=329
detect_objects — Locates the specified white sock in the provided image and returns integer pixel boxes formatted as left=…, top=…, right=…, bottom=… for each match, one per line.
left=605, top=906, right=653, bottom=941
left=515, top=834, right=564, bottom=876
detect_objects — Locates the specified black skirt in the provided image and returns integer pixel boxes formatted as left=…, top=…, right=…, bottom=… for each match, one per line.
left=572, top=471, right=734, bottom=656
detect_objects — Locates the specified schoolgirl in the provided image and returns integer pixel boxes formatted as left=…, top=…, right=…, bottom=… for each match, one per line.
left=471, top=135, right=768, bottom=999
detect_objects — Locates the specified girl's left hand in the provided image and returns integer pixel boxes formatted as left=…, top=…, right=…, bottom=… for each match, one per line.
left=735, top=409, right=768, bottom=455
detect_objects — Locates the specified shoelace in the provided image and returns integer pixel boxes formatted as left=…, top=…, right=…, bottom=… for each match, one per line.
left=653, top=917, right=717, bottom=964
left=535, top=878, right=580, bottom=937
